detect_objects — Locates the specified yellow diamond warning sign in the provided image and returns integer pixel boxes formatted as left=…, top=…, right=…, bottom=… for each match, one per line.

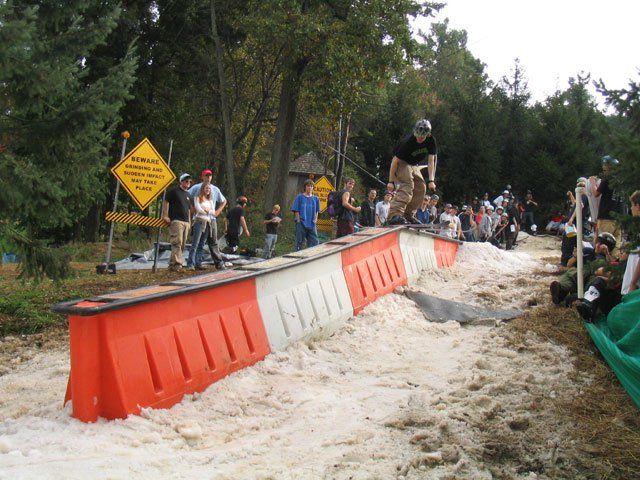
left=111, top=138, right=176, bottom=211
left=314, top=175, right=334, bottom=213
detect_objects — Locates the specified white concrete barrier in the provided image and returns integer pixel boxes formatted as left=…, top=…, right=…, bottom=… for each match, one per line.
left=251, top=253, right=353, bottom=351
left=398, top=229, right=439, bottom=282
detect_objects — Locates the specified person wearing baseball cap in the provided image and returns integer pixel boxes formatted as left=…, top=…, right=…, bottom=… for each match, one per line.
left=427, top=194, right=439, bottom=224
left=186, top=167, right=228, bottom=271
left=163, top=173, right=193, bottom=271
left=188, top=168, right=214, bottom=198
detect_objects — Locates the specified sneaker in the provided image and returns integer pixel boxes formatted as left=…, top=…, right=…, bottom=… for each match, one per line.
left=215, top=263, right=226, bottom=270
left=195, top=265, right=207, bottom=270
left=224, top=262, right=233, bottom=268
left=576, top=299, right=596, bottom=322
left=564, top=293, right=577, bottom=308
left=404, top=215, right=422, bottom=225
left=187, top=265, right=195, bottom=271
left=386, top=215, right=409, bottom=226
left=549, top=281, right=567, bottom=305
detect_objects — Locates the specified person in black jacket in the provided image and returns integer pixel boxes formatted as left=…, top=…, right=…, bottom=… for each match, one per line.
left=359, top=187, right=377, bottom=228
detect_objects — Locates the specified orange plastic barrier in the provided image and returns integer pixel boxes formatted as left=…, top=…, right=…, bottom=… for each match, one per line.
left=434, top=237, right=459, bottom=268
left=341, top=231, right=407, bottom=314
left=64, top=279, right=270, bottom=422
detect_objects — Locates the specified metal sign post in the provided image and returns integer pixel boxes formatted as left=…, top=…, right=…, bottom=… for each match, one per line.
left=105, top=132, right=129, bottom=265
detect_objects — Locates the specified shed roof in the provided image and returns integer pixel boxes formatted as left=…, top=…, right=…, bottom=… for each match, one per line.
left=289, top=151, right=334, bottom=176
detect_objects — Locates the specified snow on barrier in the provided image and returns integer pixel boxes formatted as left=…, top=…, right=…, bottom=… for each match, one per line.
left=52, top=226, right=458, bottom=422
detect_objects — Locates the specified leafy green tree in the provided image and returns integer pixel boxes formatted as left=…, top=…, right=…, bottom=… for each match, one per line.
left=532, top=75, right=607, bottom=211
left=597, top=75, right=640, bottom=196
left=0, top=0, right=137, bottom=277
left=235, top=0, right=443, bottom=213
left=417, top=21, right=501, bottom=201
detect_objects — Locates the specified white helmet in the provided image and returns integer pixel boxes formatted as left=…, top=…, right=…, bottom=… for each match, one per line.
left=413, top=119, right=432, bottom=136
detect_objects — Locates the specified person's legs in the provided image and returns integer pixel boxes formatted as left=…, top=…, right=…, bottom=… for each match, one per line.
left=295, top=222, right=306, bottom=251
left=187, top=221, right=204, bottom=267
left=169, top=220, right=189, bottom=269
left=388, top=160, right=412, bottom=219
left=226, top=232, right=239, bottom=252
left=205, top=219, right=224, bottom=267
left=263, top=234, right=277, bottom=259
left=307, top=226, right=319, bottom=247
left=405, top=166, right=426, bottom=219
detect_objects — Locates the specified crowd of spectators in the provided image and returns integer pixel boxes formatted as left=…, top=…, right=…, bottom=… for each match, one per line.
left=353, top=184, right=539, bottom=251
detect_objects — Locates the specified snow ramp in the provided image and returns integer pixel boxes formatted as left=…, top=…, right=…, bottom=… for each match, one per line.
left=52, top=226, right=460, bottom=422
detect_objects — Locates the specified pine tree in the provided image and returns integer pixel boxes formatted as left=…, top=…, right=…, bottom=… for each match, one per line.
left=0, top=0, right=138, bottom=278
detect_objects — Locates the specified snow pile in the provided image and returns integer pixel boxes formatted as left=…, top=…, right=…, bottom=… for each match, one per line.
left=0, top=236, right=584, bottom=479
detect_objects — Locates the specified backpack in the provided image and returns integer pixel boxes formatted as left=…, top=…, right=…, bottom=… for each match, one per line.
left=327, top=190, right=344, bottom=218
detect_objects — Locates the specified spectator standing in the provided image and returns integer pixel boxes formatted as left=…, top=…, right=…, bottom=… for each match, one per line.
left=188, top=168, right=213, bottom=198
left=336, top=178, right=362, bottom=238
left=474, top=205, right=485, bottom=240
left=225, top=196, right=251, bottom=253
left=428, top=194, right=439, bottom=223
left=262, top=204, right=282, bottom=259
left=187, top=168, right=227, bottom=270
left=162, top=173, right=193, bottom=271
left=359, top=188, right=377, bottom=228
left=375, top=191, right=393, bottom=226
left=522, top=190, right=538, bottom=233
left=291, top=179, right=321, bottom=250
left=592, top=155, right=622, bottom=249
left=493, top=189, right=510, bottom=208
left=481, top=192, right=492, bottom=209
left=386, top=119, right=438, bottom=225
left=451, top=205, right=462, bottom=240
left=505, top=199, right=520, bottom=250
left=187, top=184, right=215, bottom=270
left=459, top=205, right=476, bottom=241
left=416, top=196, right=430, bottom=224
left=479, top=205, right=494, bottom=241
left=439, top=204, right=456, bottom=239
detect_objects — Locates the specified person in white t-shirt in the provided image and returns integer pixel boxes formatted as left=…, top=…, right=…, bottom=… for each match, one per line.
left=375, top=191, right=393, bottom=226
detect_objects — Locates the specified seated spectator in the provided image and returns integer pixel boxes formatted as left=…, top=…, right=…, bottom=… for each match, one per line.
left=576, top=190, right=640, bottom=319
left=550, top=232, right=617, bottom=305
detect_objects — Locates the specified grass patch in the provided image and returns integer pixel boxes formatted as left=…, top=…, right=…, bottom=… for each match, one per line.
left=506, top=306, right=640, bottom=479
left=0, top=261, right=209, bottom=336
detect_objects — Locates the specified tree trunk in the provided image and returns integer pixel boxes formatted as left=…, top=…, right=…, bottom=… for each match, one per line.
left=263, top=59, right=308, bottom=213
left=82, top=202, right=102, bottom=242
left=210, top=0, right=236, bottom=200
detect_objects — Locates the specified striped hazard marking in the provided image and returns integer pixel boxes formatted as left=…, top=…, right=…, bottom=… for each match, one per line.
left=105, top=211, right=167, bottom=228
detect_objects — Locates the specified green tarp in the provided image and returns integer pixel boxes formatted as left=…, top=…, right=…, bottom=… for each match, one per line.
left=584, top=289, right=640, bottom=409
